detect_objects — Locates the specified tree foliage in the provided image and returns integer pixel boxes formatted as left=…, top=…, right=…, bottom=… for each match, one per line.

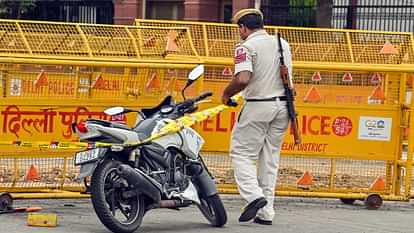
left=0, top=0, right=38, bottom=19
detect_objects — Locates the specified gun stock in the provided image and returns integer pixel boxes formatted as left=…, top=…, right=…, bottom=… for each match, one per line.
left=290, top=111, right=301, bottom=145
left=277, top=33, right=301, bottom=145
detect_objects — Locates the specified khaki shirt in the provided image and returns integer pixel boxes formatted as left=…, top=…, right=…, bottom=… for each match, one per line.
left=234, top=30, right=293, bottom=99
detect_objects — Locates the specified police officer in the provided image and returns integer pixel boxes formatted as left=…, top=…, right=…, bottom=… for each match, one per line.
left=221, top=8, right=293, bottom=225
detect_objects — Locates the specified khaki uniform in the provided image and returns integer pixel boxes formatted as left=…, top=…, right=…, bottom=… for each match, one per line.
left=230, top=29, right=293, bottom=221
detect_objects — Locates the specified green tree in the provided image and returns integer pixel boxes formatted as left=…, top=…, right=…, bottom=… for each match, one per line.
left=0, top=0, right=37, bottom=19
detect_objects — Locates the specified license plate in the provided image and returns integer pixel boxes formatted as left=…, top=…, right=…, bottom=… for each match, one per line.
left=74, top=148, right=106, bottom=165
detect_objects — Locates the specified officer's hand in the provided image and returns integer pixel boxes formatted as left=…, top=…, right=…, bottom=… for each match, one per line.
left=221, top=95, right=230, bottom=105
left=292, top=88, right=297, bottom=96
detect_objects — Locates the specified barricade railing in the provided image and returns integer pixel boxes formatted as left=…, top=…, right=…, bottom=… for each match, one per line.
left=0, top=19, right=413, bottom=207
left=0, top=19, right=201, bottom=63
left=136, top=19, right=414, bottom=65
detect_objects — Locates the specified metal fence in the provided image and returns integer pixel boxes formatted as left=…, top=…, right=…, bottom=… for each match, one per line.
left=262, top=0, right=414, bottom=32
left=261, top=0, right=317, bottom=27
left=332, top=0, right=414, bottom=32
left=21, top=0, right=114, bottom=24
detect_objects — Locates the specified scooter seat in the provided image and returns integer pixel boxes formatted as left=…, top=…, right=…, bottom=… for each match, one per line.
left=86, top=119, right=131, bottom=130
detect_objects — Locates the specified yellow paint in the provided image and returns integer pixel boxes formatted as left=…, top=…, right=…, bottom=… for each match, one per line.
left=27, top=213, right=58, bottom=227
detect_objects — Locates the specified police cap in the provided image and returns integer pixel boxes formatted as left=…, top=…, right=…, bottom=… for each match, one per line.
left=232, top=8, right=264, bottom=24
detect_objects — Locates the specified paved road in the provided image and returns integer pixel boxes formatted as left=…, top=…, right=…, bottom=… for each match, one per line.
left=2, top=196, right=414, bottom=233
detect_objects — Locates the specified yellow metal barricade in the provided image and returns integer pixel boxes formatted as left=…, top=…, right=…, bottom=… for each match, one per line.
left=134, top=19, right=414, bottom=205
left=0, top=60, right=203, bottom=197
left=0, top=19, right=413, bottom=206
left=197, top=70, right=409, bottom=202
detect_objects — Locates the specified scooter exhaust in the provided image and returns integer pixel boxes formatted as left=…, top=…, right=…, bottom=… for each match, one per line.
left=158, top=200, right=192, bottom=208
left=116, top=164, right=161, bottom=203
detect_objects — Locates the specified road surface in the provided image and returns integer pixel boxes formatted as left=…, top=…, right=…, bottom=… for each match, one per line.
left=2, top=196, right=414, bottom=233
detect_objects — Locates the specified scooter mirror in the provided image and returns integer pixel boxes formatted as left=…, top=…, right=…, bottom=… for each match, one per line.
left=188, top=64, right=204, bottom=82
left=182, top=64, right=204, bottom=100
left=104, top=107, right=125, bottom=116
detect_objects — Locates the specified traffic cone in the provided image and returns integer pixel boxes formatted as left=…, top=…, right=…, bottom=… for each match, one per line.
left=303, top=86, right=322, bottom=103
left=380, top=41, right=398, bottom=55
left=342, top=73, right=353, bottom=82
left=297, top=171, right=313, bottom=188
left=368, top=86, right=385, bottom=104
left=165, top=30, right=179, bottom=52
left=369, top=176, right=386, bottom=192
left=92, top=73, right=105, bottom=89
left=370, top=73, right=382, bottom=85
left=311, top=71, right=322, bottom=81
left=146, top=72, right=161, bottom=90
left=34, top=70, right=48, bottom=88
left=222, top=67, right=233, bottom=76
left=26, top=164, right=39, bottom=182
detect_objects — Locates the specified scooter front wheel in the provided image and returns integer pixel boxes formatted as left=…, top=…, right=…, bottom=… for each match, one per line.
left=197, top=193, right=227, bottom=227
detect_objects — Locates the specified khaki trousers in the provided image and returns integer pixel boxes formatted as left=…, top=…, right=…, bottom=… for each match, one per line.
left=230, top=99, right=289, bottom=221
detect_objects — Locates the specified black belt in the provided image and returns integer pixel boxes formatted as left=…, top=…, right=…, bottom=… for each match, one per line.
left=245, top=96, right=287, bottom=102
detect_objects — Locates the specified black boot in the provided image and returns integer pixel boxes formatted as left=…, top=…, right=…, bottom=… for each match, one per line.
left=254, top=217, right=272, bottom=225
left=238, top=197, right=267, bottom=222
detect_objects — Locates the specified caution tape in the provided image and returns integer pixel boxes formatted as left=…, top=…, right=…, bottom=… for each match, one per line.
left=0, top=140, right=104, bottom=150
left=141, top=93, right=242, bottom=144
left=0, top=94, right=242, bottom=151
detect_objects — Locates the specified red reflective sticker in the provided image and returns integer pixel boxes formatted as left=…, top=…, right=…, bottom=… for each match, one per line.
left=234, top=47, right=247, bottom=64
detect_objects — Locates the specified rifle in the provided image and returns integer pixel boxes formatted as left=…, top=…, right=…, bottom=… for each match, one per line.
left=277, top=33, right=301, bottom=145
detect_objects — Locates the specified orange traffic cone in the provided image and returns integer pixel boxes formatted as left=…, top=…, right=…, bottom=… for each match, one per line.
left=368, top=86, right=385, bottom=104
left=92, top=73, right=105, bottom=89
left=311, top=71, right=322, bottom=81
left=370, top=176, right=386, bottom=192
left=297, top=171, right=313, bottom=188
left=370, top=73, right=382, bottom=85
left=26, top=164, right=39, bottom=182
left=146, top=72, right=161, bottom=90
left=342, top=72, right=353, bottom=82
left=165, top=30, right=179, bottom=52
left=222, top=67, right=233, bottom=77
left=303, top=86, right=322, bottom=103
left=380, top=41, right=398, bottom=55
left=34, top=70, right=48, bottom=88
